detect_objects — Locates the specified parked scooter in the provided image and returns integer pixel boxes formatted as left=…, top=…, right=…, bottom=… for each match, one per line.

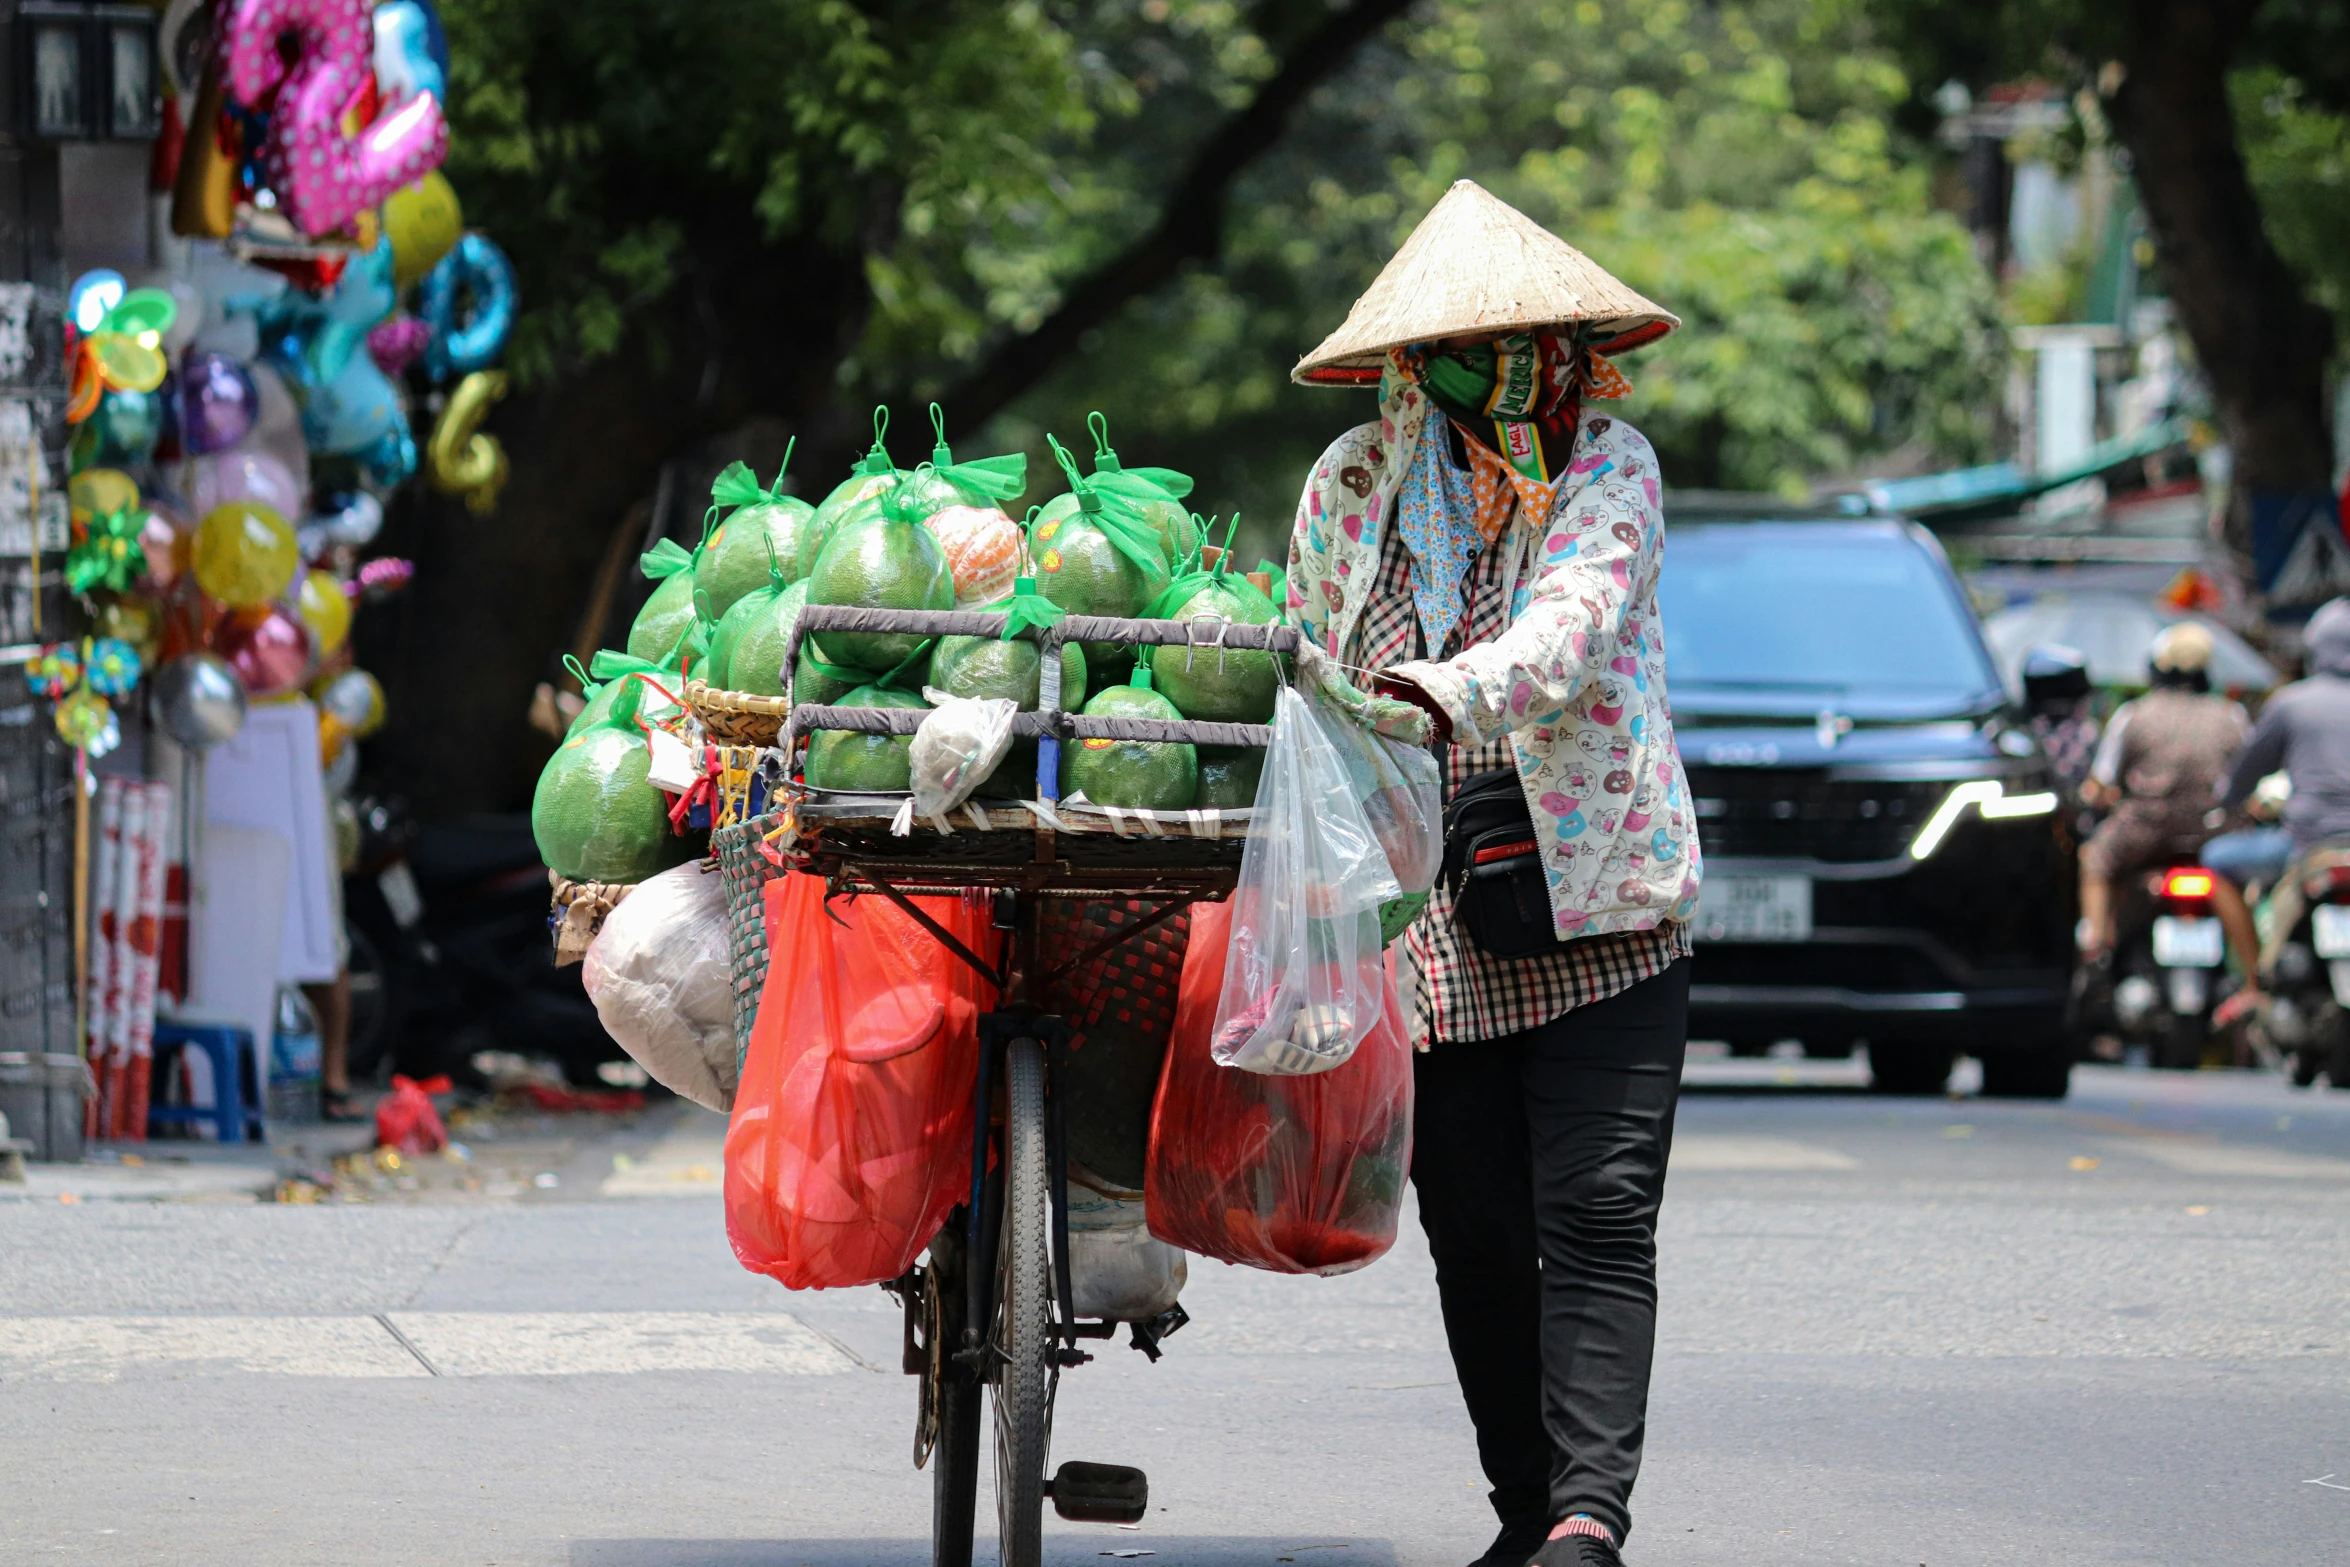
left=342, top=800, right=624, bottom=1086
left=2258, top=844, right=2350, bottom=1088
left=2102, top=860, right=2234, bottom=1070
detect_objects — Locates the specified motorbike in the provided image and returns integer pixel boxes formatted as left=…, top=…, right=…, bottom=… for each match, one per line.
left=2102, top=860, right=2234, bottom=1070
left=342, top=799, right=625, bottom=1086
left=2257, top=845, right=2350, bottom=1089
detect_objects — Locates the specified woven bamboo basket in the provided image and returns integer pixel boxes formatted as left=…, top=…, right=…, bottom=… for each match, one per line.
left=686, top=679, right=789, bottom=747
left=549, top=872, right=634, bottom=966
left=712, top=810, right=790, bottom=1065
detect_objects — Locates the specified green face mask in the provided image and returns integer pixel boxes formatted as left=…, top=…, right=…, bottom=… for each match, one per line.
left=1414, top=335, right=1552, bottom=481
left=1419, top=343, right=1500, bottom=414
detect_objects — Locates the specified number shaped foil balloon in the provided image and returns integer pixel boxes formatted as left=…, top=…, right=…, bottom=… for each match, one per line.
left=419, top=233, right=518, bottom=381
left=225, top=0, right=448, bottom=239
left=427, top=370, right=510, bottom=515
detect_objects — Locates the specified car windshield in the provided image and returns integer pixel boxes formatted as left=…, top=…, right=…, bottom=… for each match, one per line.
left=1660, top=523, right=2003, bottom=720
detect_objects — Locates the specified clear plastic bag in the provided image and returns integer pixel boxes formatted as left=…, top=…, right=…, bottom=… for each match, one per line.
left=1320, top=710, right=1443, bottom=896
left=581, top=862, right=737, bottom=1112
left=725, top=871, right=997, bottom=1290
left=1208, top=684, right=1401, bottom=1075
left=1147, top=899, right=1411, bottom=1275
left=893, top=691, right=1018, bottom=833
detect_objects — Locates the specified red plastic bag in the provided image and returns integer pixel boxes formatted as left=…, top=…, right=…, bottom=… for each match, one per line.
left=375, top=1074, right=450, bottom=1154
left=1145, top=900, right=1412, bottom=1275
left=725, top=871, right=999, bottom=1290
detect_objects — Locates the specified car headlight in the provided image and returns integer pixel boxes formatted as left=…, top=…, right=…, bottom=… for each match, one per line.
left=1908, top=779, right=2059, bottom=859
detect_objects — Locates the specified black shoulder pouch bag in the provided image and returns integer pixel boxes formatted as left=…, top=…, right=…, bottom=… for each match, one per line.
left=1439, top=767, right=1557, bottom=959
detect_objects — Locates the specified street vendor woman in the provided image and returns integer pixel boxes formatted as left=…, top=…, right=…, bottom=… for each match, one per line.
left=1284, top=180, right=1701, bottom=1567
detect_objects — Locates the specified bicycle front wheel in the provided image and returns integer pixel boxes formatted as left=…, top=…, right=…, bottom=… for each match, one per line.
left=992, top=1038, right=1052, bottom=1567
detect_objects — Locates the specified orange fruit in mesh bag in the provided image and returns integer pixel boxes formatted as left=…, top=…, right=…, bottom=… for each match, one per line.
left=925, top=504, right=1026, bottom=607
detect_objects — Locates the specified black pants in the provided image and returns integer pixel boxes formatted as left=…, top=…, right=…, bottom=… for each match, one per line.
left=1409, top=958, right=1690, bottom=1547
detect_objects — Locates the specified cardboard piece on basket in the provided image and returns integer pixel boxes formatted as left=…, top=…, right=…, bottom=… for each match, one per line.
left=646, top=728, right=700, bottom=793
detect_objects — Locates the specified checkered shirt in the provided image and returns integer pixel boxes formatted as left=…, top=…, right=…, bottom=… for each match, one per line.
left=1353, top=423, right=1688, bottom=1045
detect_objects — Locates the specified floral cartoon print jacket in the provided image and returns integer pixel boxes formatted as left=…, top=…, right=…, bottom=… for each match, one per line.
left=1283, top=374, right=1703, bottom=940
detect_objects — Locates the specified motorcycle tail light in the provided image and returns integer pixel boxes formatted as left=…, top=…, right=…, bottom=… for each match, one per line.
left=2161, top=868, right=2215, bottom=900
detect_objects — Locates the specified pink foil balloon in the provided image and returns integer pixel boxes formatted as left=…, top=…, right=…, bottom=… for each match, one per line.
left=216, top=606, right=315, bottom=697
left=366, top=314, right=432, bottom=377
left=225, top=0, right=449, bottom=239
left=186, top=449, right=306, bottom=521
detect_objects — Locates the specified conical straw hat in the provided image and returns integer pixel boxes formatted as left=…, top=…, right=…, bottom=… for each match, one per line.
left=1292, top=180, right=1678, bottom=386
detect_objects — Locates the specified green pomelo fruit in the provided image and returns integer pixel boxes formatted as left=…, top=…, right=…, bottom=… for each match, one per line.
left=1148, top=577, right=1283, bottom=723
left=1192, top=745, right=1265, bottom=809
left=1062, top=684, right=1196, bottom=810
left=793, top=646, right=863, bottom=707
left=804, top=685, right=931, bottom=792
left=709, top=579, right=808, bottom=697
left=625, top=570, right=699, bottom=664
left=929, top=636, right=1088, bottom=710
left=1138, top=494, right=1199, bottom=567
left=813, top=470, right=897, bottom=537
left=531, top=725, right=675, bottom=883
left=1031, top=500, right=1170, bottom=678
left=930, top=639, right=1088, bottom=797
left=805, top=511, right=955, bottom=671
left=695, top=498, right=818, bottom=620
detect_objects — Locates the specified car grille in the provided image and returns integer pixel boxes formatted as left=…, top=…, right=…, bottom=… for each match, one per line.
left=1687, top=769, right=1950, bottom=862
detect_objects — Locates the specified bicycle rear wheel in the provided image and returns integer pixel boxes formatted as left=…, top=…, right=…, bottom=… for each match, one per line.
left=992, top=1038, right=1052, bottom=1567
left=927, top=1225, right=980, bottom=1567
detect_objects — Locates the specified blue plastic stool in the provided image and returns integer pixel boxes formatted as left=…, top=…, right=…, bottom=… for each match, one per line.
left=148, top=1023, right=265, bottom=1144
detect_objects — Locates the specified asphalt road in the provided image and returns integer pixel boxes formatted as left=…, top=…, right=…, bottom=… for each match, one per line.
left=5, top=1059, right=2349, bottom=1567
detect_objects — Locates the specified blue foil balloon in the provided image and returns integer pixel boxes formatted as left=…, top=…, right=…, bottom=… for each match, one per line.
left=419, top=232, right=518, bottom=381
left=372, top=1, right=447, bottom=104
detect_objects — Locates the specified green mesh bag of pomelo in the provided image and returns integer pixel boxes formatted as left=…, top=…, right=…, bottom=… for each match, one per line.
left=1074, top=411, right=1199, bottom=569
left=561, top=636, right=693, bottom=739
left=926, top=576, right=1087, bottom=799
left=807, top=405, right=1030, bottom=582
left=695, top=440, right=821, bottom=621
left=1144, top=513, right=1288, bottom=727
left=804, top=467, right=958, bottom=676
left=1029, top=435, right=1172, bottom=681
left=1061, top=664, right=1198, bottom=811
left=532, top=673, right=696, bottom=885
left=624, top=516, right=718, bottom=668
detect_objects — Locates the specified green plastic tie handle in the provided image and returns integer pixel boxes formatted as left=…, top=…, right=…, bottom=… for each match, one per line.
left=1129, top=664, right=1154, bottom=691
left=874, top=637, right=940, bottom=692
left=1089, top=411, right=1121, bottom=473
left=562, top=654, right=597, bottom=696
left=854, top=407, right=894, bottom=476
left=997, top=575, right=1067, bottom=642
left=639, top=536, right=695, bottom=580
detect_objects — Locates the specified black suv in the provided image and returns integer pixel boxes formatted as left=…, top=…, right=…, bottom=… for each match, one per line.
left=1659, top=517, right=2075, bottom=1097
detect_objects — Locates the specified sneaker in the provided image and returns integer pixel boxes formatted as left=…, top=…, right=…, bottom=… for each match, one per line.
left=1465, top=1520, right=1549, bottom=1567
left=1527, top=1533, right=1623, bottom=1567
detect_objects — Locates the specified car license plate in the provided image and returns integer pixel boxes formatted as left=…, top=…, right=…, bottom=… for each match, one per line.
left=2314, top=904, right=2350, bottom=959
left=2152, top=915, right=2223, bottom=967
left=1695, top=874, right=1812, bottom=942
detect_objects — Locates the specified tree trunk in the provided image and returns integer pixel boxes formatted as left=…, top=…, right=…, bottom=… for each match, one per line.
left=2106, top=0, right=2337, bottom=592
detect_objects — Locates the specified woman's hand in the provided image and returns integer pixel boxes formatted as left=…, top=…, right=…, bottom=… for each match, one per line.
left=1374, top=671, right=1452, bottom=743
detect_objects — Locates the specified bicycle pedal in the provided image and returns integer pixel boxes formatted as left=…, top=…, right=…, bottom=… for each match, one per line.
left=1046, top=1460, right=1148, bottom=1524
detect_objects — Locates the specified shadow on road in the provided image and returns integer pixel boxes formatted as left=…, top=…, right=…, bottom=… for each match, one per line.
left=571, top=1540, right=1402, bottom=1566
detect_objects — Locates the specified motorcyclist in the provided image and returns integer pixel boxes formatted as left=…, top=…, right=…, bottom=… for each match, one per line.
left=2213, top=596, right=2350, bottom=982
left=2077, top=623, right=2249, bottom=962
